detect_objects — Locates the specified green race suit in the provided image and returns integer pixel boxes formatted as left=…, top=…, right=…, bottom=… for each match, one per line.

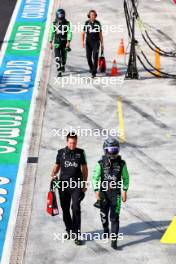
left=49, top=19, right=72, bottom=70
left=49, top=19, right=72, bottom=47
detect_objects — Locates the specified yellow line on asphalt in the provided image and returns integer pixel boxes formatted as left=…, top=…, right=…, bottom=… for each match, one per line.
left=117, top=96, right=126, bottom=143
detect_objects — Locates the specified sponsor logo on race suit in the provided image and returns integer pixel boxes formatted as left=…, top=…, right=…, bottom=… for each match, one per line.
left=64, top=161, right=78, bottom=168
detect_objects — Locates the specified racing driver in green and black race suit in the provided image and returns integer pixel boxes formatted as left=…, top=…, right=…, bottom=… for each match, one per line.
left=49, top=8, right=72, bottom=77
left=92, top=137, right=129, bottom=249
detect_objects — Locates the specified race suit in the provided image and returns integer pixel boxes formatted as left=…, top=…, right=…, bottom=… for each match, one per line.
left=92, top=155, right=129, bottom=239
left=49, top=19, right=72, bottom=71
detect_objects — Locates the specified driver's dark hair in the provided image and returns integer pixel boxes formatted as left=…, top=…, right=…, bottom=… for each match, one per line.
left=66, top=132, right=77, bottom=141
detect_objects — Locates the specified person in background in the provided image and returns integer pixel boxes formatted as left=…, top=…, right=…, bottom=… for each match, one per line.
left=49, top=9, right=72, bottom=77
left=82, top=10, right=104, bottom=78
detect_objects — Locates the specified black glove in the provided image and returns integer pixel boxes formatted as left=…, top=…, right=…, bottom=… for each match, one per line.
left=65, top=47, right=71, bottom=52
left=93, top=200, right=101, bottom=209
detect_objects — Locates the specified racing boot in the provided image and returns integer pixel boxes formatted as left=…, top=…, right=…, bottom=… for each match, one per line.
left=111, top=239, right=118, bottom=249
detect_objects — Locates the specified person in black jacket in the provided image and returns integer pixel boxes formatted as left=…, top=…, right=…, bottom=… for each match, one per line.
left=51, top=133, right=88, bottom=245
left=82, top=10, right=104, bottom=78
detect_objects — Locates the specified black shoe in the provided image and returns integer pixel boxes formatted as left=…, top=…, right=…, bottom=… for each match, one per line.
left=61, top=65, right=65, bottom=72
left=111, top=240, right=118, bottom=250
left=102, top=228, right=110, bottom=239
left=92, top=73, right=96, bottom=78
left=74, top=239, right=83, bottom=246
left=64, top=233, right=70, bottom=240
left=64, top=230, right=71, bottom=240
left=57, top=71, right=62, bottom=77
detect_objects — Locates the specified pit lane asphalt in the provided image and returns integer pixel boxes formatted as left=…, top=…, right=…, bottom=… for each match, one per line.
left=24, top=1, right=176, bottom=263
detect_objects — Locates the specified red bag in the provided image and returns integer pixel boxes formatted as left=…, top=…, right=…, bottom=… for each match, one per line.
left=47, top=180, right=59, bottom=216
left=98, top=49, right=106, bottom=73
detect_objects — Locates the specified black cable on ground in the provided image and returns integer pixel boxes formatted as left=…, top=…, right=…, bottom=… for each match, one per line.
left=141, top=30, right=176, bottom=57
left=128, top=0, right=176, bottom=56
left=137, top=55, right=172, bottom=79
left=145, top=30, right=176, bottom=56
left=140, top=50, right=176, bottom=78
left=124, top=0, right=176, bottom=79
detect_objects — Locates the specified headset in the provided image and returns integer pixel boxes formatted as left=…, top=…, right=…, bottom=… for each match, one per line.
left=87, top=10, right=97, bottom=18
